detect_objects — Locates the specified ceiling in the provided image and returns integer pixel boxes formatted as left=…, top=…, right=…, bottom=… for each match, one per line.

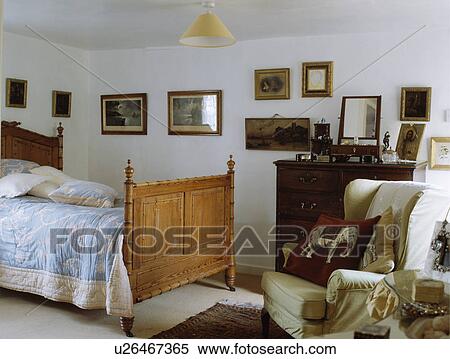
left=5, top=0, right=450, bottom=50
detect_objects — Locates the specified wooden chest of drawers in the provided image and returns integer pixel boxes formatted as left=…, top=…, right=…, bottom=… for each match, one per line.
left=274, top=159, right=426, bottom=271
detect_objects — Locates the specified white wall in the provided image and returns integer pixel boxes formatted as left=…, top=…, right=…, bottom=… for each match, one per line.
left=86, top=27, right=450, bottom=271
left=2, top=32, right=90, bottom=179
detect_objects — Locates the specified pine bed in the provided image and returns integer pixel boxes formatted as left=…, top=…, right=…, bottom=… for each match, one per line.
left=0, top=121, right=236, bottom=337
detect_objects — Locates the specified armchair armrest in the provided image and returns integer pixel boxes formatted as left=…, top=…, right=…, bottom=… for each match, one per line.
left=324, top=269, right=385, bottom=333
left=326, top=270, right=385, bottom=302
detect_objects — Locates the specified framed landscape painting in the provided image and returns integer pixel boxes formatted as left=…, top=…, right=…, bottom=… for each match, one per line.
left=254, top=68, right=290, bottom=100
left=168, top=90, right=222, bottom=135
left=245, top=118, right=310, bottom=151
left=6, top=78, right=28, bottom=108
left=101, top=93, right=147, bottom=135
left=52, top=91, right=72, bottom=118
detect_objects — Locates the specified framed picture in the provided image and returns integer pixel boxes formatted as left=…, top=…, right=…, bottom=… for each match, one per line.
left=395, top=123, right=425, bottom=161
left=6, top=78, right=28, bottom=108
left=168, top=90, right=222, bottom=136
left=400, top=87, right=431, bottom=121
left=254, top=68, right=290, bottom=100
left=430, top=137, right=450, bottom=170
left=302, top=62, right=333, bottom=97
left=101, top=93, right=147, bottom=135
left=52, top=91, right=72, bottom=118
left=245, top=118, right=310, bottom=151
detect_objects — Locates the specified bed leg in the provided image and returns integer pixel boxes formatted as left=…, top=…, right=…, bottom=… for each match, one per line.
left=225, top=265, right=236, bottom=292
left=120, top=317, right=135, bottom=337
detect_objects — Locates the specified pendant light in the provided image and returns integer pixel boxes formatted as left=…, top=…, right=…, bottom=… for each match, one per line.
left=180, top=1, right=236, bottom=48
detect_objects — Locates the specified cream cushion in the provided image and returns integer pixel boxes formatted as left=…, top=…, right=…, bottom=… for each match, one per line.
left=360, top=207, right=396, bottom=274
left=261, top=271, right=327, bottom=320
left=0, top=173, right=47, bottom=198
left=30, top=166, right=73, bottom=185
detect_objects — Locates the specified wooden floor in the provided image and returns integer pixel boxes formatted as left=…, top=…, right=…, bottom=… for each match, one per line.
left=0, top=273, right=263, bottom=339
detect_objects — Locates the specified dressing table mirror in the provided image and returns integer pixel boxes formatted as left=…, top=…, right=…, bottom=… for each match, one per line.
left=331, top=95, right=382, bottom=162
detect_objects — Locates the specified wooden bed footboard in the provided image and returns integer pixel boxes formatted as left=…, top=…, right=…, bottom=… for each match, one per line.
left=120, top=156, right=236, bottom=336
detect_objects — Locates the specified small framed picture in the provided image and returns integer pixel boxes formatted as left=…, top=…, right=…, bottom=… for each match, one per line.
left=302, top=62, right=333, bottom=97
left=254, top=68, right=290, bottom=100
left=52, top=91, right=72, bottom=118
left=101, top=93, right=147, bottom=135
left=400, top=87, right=431, bottom=121
left=395, top=123, right=426, bottom=161
left=6, top=78, right=28, bottom=108
left=430, top=137, right=450, bottom=170
left=168, top=90, right=222, bottom=136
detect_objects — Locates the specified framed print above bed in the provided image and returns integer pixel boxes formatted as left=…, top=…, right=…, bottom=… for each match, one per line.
left=6, top=78, right=28, bottom=108
left=101, top=93, right=147, bottom=135
left=52, top=91, right=72, bottom=118
left=168, top=90, right=222, bottom=135
left=245, top=118, right=310, bottom=151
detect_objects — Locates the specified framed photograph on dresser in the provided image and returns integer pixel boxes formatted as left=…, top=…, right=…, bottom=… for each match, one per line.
left=101, top=93, right=147, bottom=135
left=396, top=123, right=425, bottom=161
left=245, top=118, right=310, bottom=151
left=168, top=90, right=222, bottom=135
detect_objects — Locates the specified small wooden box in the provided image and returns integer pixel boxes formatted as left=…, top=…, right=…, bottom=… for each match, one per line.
left=413, top=279, right=445, bottom=304
left=354, top=325, right=391, bottom=339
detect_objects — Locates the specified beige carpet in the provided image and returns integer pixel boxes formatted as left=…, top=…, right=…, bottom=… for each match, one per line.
left=0, top=273, right=263, bottom=339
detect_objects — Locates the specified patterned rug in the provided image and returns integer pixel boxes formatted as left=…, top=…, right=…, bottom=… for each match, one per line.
left=151, top=301, right=291, bottom=339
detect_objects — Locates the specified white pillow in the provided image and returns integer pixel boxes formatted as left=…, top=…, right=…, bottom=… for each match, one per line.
left=28, top=179, right=61, bottom=199
left=30, top=166, right=73, bottom=185
left=49, top=180, right=119, bottom=208
left=0, top=174, right=48, bottom=198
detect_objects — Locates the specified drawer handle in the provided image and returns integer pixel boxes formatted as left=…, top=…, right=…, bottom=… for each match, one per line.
left=299, top=201, right=318, bottom=210
left=298, top=175, right=318, bottom=184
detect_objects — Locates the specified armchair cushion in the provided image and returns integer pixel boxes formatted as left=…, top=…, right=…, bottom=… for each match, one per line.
left=262, top=271, right=327, bottom=320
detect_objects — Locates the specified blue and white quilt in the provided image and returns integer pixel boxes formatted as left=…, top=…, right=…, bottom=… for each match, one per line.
left=0, top=196, right=133, bottom=316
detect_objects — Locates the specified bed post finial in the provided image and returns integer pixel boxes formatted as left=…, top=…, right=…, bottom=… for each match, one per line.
left=227, top=155, right=235, bottom=173
left=125, top=159, right=134, bottom=183
left=57, top=122, right=64, bottom=137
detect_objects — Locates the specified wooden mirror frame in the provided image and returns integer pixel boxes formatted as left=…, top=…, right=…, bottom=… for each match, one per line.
left=338, top=95, right=382, bottom=145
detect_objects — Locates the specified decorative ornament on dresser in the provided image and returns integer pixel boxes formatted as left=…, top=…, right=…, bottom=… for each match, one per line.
left=254, top=68, right=290, bottom=100
left=430, top=137, right=450, bottom=170
left=395, top=123, right=425, bottom=161
left=245, top=117, right=310, bottom=151
left=302, top=62, right=333, bottom=97
left=52, top=91, right=72, bottom=118
left=400, top=87, right=432, bottom=122
left=101, top=93, right=147, bottom=135
left=6, top=78, right=28, bottom=108
left=168, top=90, right=222, bottom=135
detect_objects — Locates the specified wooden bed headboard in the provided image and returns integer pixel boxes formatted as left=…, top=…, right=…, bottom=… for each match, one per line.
left=1, top=121, right=64, bottom=170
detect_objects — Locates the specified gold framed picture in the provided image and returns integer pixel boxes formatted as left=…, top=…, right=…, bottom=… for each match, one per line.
left=400, top=87, right=431, bottom=121
left=302, top=61, right=333, bottom=97
left=430, top=137, right=450, bottom=170
left=101, top=93, right=147, bottom=135
left=396, top=123, right=426, bottom=161
left=6, top=78, right=28, bottom=108
left=52, top=91, right=72, bottom=118
left=254, top=68, right=290, bottom=100
left=168, top=90, right=222, bottom=136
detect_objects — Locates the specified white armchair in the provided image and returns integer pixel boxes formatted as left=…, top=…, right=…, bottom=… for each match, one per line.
left=261, top=179, right=450, bottom=338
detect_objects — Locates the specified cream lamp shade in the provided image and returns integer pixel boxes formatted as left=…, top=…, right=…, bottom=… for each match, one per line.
left=180, top=10, right=236, bottom=48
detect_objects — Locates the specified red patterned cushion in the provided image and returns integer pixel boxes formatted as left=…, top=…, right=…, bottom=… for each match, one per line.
left=284, top=214, right=381, bottom=287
